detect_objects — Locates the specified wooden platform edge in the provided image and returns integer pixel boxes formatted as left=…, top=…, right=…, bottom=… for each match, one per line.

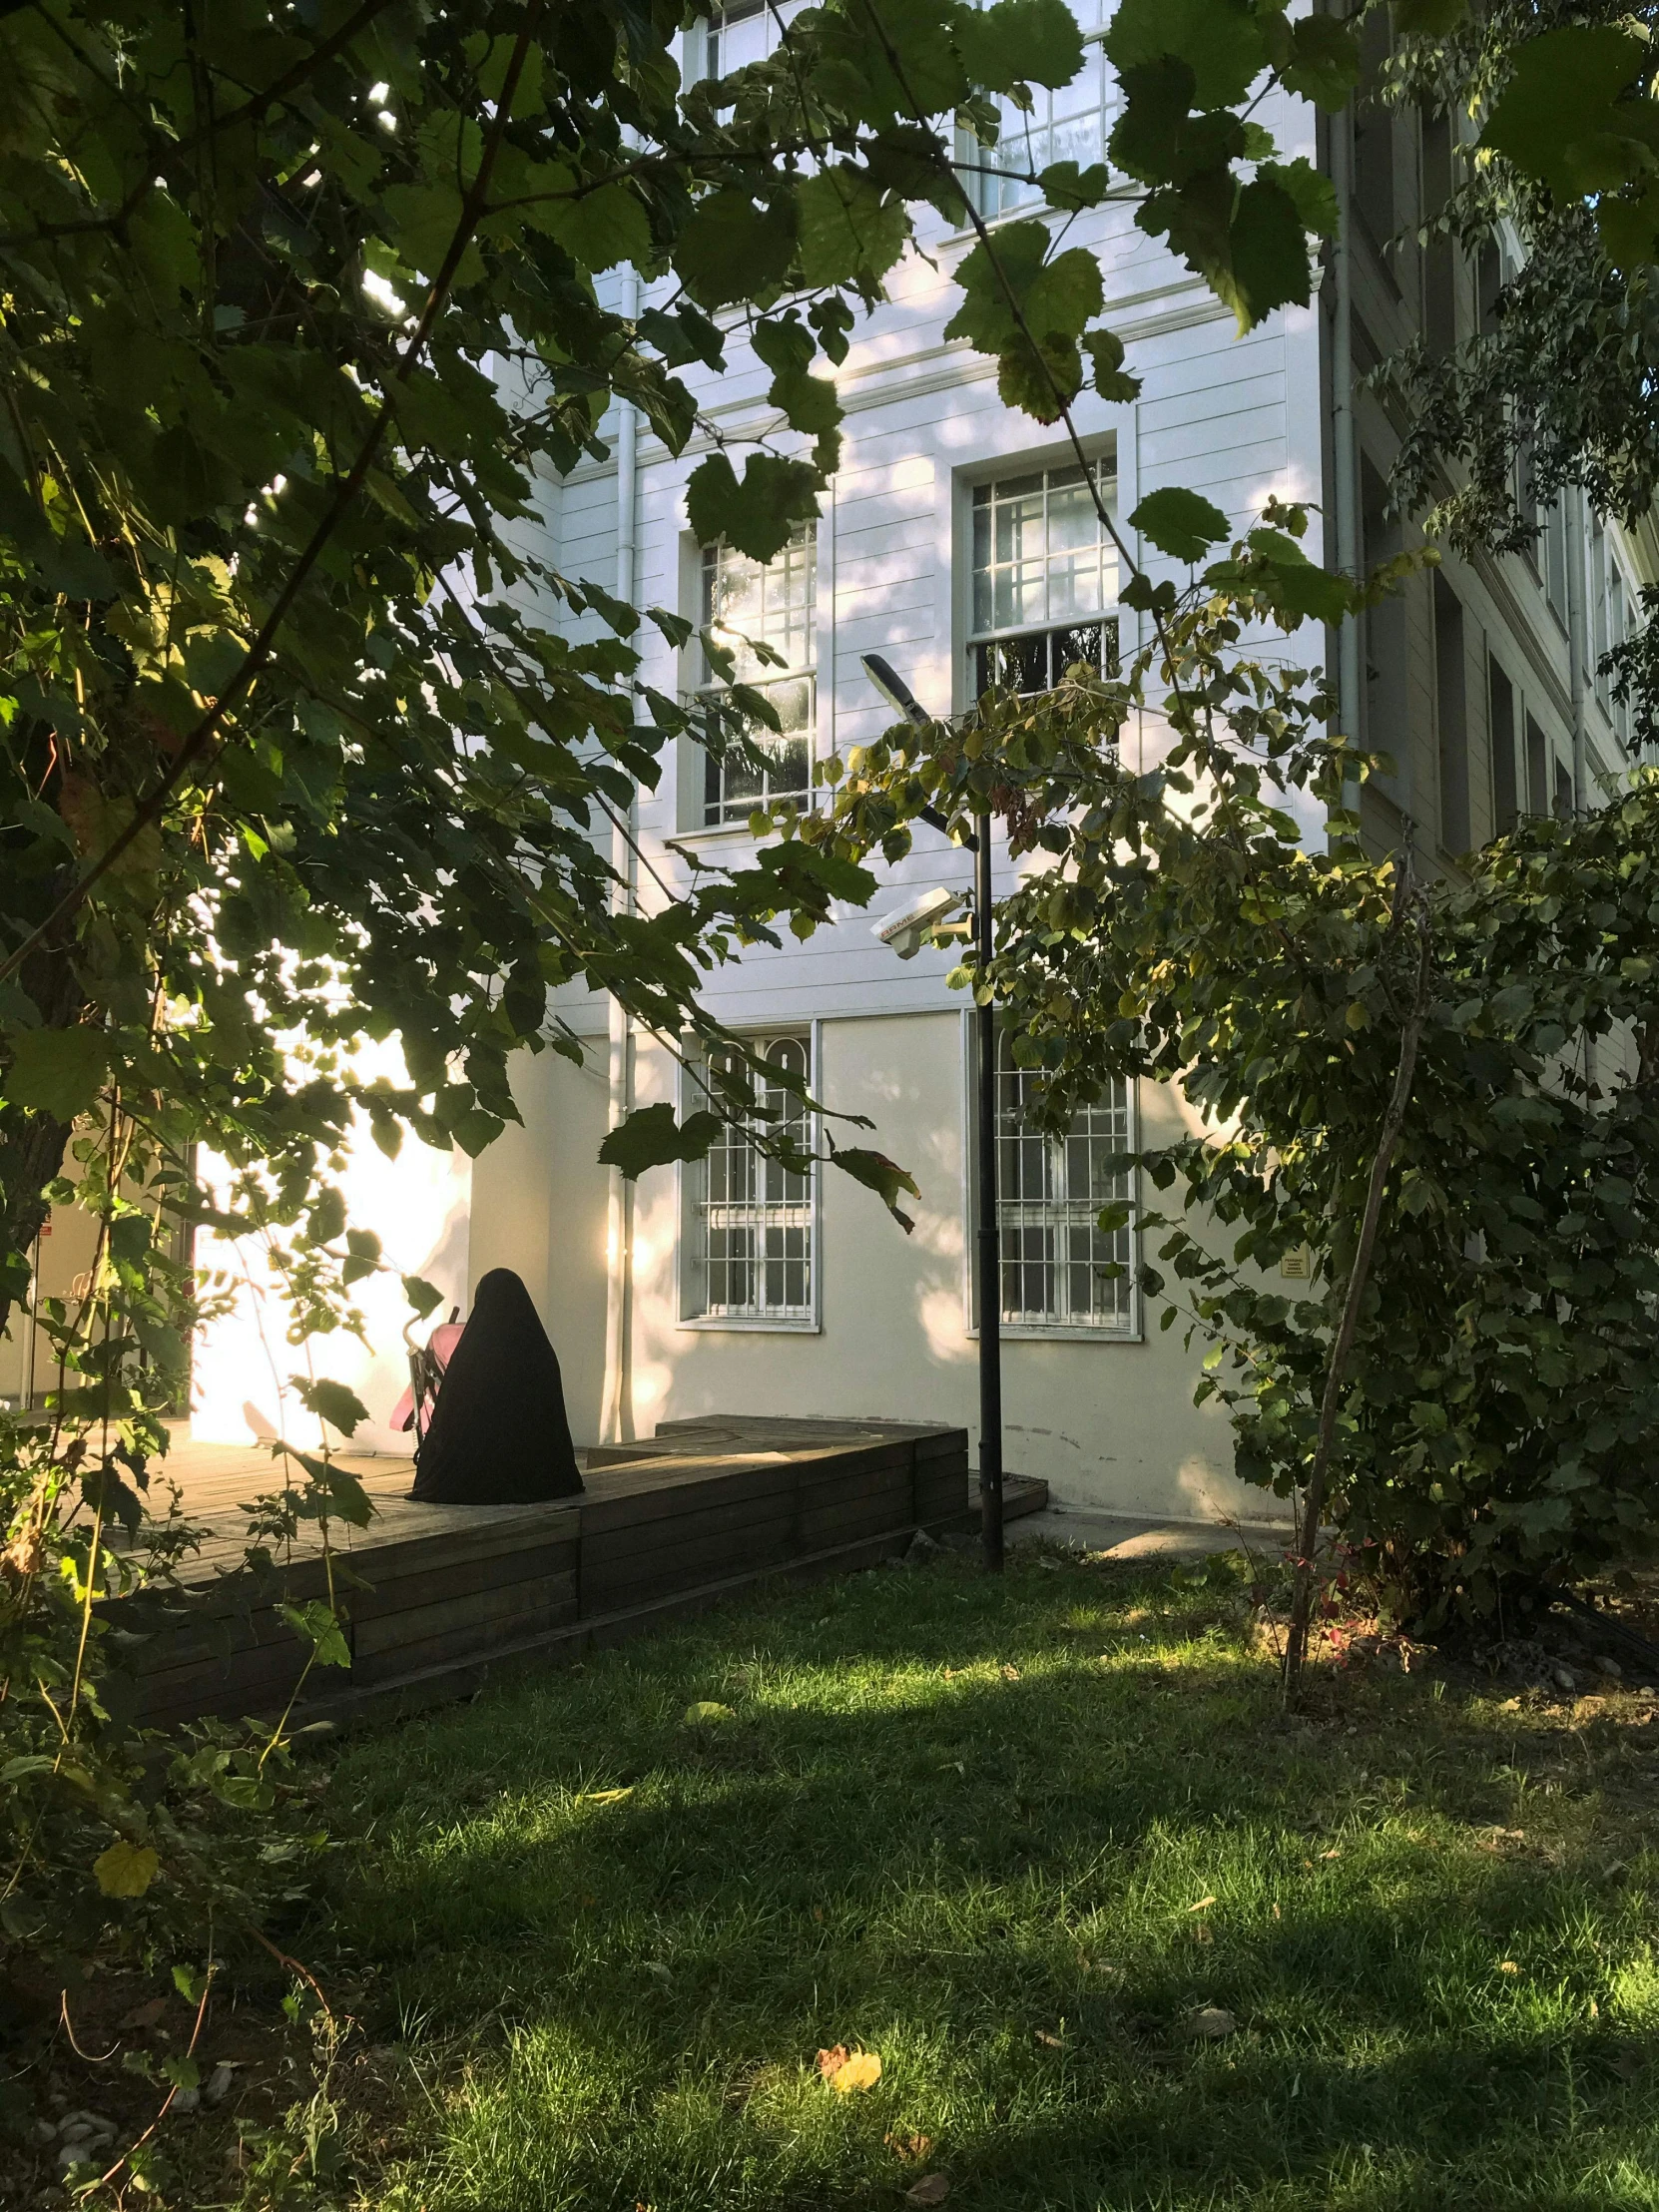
left=294, top=1508, right=971, bottom=1730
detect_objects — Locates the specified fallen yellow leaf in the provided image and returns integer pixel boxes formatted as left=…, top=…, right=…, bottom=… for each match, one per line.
left=1498, top=1960, right=1519, bottom=1974
left=683, top=1701, right=735, bottom=1725
left=821, top=2048, right=881, bottom=2093
left=1188, top=1895, right=1218, bottom=1913
left=1034, top=2028, right=1063, bottom=2048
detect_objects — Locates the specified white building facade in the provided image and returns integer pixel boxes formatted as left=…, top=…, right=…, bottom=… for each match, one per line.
left=454, top=8, right=1651, bottom=1521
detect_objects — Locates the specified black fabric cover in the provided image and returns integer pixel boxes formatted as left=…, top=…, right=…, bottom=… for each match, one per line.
left=408, top=1268, right=584, bottom=1503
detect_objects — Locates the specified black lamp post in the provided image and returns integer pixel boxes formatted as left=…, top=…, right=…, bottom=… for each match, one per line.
left=859, top=653, right=1004, bottom=1572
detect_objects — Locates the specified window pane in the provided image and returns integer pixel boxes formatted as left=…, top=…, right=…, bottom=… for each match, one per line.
left=691, top=1035, right=814, bottom=1321
left=991, top=1035, right=1134, bottom=1330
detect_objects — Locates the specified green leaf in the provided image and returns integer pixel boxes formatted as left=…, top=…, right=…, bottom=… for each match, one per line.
left=957, top=0, right=1085, bottom=94
left=402, top=1273, right=444, bottom=1319
left=1390, top=0, right=1467, bottom=34
left=291, top=1376, right=371, bottom=1438
left=1259, top=158, right=1339, bottom=242
left=686, top=454, right=822, bottom=565
left=533, top=181, right=653, bottom=274
left=599, top=1102, right=725, bottom=1179
left=829, top=1141, right=920, bottom=1232
left=94, top=1841, right=159, bottom=1898
left=1481, top=28, right=1655, bottom=205
left=675, top=191, right=797, bottom=308
left=1275, top=14, right=1360, bottom=111
left=1083, top=327, right=1142, bottom=402
left=279, top=1599, right=351, bottom=1669
left=1226, top=174, right=1318, bottom=325
left=4, top=1026, right=110, bottom=1120
left=1132, top=487, right=1232, bottom=561
left=1106, top=0, right=1269, bottom=110
left=796, top=168, right=909, bottom=286
left=1039, top=160, right=1111, bottom=211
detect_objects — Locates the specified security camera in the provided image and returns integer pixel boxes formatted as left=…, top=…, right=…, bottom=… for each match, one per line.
left=872, top=884, right=970, bottom=960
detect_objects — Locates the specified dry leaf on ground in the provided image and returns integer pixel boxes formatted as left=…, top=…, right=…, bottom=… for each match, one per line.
left=1188, top=2005, right=1237, bottom=2039
left=817, top=2044, right=848, bottom=2079
left=1000, top=1665, right=1020, bottom=1680
left=886, top=2132, right=934, bottom=2163
left=1188, top=1895, right=1217, bottom=1913
left=1034, top=2028, right=1063, bottom=2048
left=683, top=1701, right=735, bottom=1725
left=818, top=2045, right=882, bottom=2091
left=906, top=2175, right=950, bottom=2205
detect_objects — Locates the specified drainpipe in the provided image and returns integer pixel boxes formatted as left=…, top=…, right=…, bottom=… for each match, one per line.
left=1566, top=483, right=1589, bottom=813
left=1330, top=108, right=1363, bottom=810
left=601, top=268, right=640, bottom=1444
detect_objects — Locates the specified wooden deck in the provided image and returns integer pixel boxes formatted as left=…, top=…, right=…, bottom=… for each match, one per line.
left=109, top=1417, right=1044, bottom=1728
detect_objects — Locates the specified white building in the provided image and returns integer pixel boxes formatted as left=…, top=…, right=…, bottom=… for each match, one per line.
left=118, top=8, right=1652, bottom=1510
left=452, top=7, right=1657, bottom=1522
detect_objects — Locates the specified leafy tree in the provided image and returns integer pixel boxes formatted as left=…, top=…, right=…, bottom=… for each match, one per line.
left=0, top=0, right=1362, bottom=2018
left=808, top=494, right=1659, bottom=1663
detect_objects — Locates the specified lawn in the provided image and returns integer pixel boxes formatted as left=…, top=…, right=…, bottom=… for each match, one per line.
left=300, top=1540, right=1659, bottom=2211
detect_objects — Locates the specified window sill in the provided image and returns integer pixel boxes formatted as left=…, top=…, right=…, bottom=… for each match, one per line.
left=965, top=1323, right=1144, bottom=1345
left=677, top=1316, right=822, bottom=1334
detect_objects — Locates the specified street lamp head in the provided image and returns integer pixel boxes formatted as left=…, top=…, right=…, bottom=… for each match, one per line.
left=871, top=883, right=970, bottom=959
left=859, top=651, right=931, bottom=728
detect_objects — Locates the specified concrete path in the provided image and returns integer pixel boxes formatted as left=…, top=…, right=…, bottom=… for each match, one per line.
left=1006, top=1505, right=1292, bottom=1563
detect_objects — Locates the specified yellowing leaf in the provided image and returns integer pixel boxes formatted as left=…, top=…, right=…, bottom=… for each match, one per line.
left=819, top=2045, right=881, bottom=2091
left=577, top=1787, right=634, bottom=1805
left=1188, top=1895, right=1218, bottom=1912
left=94, top=1840, right=159, bottom=1898
left=1498, top=1959, right=1519, bottom=1973
left=682, top=1701, right=735, bottom=1725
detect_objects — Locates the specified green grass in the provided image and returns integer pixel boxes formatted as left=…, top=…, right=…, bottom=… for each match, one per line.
left=313, top=1545, right=1659, bottom=2211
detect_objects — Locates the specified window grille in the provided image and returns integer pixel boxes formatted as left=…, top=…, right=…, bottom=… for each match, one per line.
left=969, top=462, right=1119, bottom=700
left=685, top=1035, right=814, bottom=1322
left=990, top=1038, right=1136, bottom=1332
left=958, top=0, right=1113, bottom=219
left=700, top=530, right=817, bottom=824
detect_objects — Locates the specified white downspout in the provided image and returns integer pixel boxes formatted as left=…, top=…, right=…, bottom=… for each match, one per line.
left=1567, top=484, right=1589, bottom=813
left=600, top=268, right=640, bottom=1443
left=1331, top=108, right=1363, bottom=796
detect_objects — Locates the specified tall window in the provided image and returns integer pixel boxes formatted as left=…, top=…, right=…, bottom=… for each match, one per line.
left=700, top=529, right=817, bottom=824
left=987, top=1039, right=1136, bottom=1334
left=960, top=0, right=1112, bottom=219
left=684, top=1036, right=814, bottom=1323
left=693, top=0, right=780, bottom=83
left=969, top=462, right=1119, bottom=698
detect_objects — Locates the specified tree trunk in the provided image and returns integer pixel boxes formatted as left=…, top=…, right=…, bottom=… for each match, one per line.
left=1283, top=912, right=1432, bottom=1704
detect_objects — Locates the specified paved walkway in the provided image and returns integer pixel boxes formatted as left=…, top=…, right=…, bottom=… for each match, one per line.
left=1007, top=1505, right=1292, bottom=1563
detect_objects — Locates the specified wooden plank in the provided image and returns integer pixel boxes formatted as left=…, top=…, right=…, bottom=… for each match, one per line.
left=352, top=1592, right=579, bottom=1686
left=580, top=1516, right=797, bottom=1612
left=800, top=1486, right=916, bottom=1548
left=349, top=1538, right=578, bottom=1621
left=580, top=1486, right=801, bottom=1562
left=578, top=1459, right=798, bottom=1534
left=353, top=1571, right=577, bottom=1660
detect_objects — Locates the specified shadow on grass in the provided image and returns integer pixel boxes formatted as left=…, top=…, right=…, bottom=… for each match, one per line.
left=312, top=1550, right=1659, bottom=2212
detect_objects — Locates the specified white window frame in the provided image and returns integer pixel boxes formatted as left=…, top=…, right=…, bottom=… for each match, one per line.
left=966, top=456, right=1122, bottom=702
left=697, top=528, right=819, bottom=827
left=678, top=1026, right=822, bottom=1332
left=687, top=0, right=785, bottom=85
left=955, top=0, right=1115, bottom=223
left=960, top=1014, right=1141, bottom=1342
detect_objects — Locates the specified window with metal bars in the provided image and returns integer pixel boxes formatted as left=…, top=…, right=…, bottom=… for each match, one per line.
left=700, top=530, right=817, bottom=825
left=982, top=1036, right=1137, bottom=1333
left=683, top=1036, right=815, bottom=1323
left=969, top=462, right=1120, bottom=701
left=957, top=0, right=1113, bottom=220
